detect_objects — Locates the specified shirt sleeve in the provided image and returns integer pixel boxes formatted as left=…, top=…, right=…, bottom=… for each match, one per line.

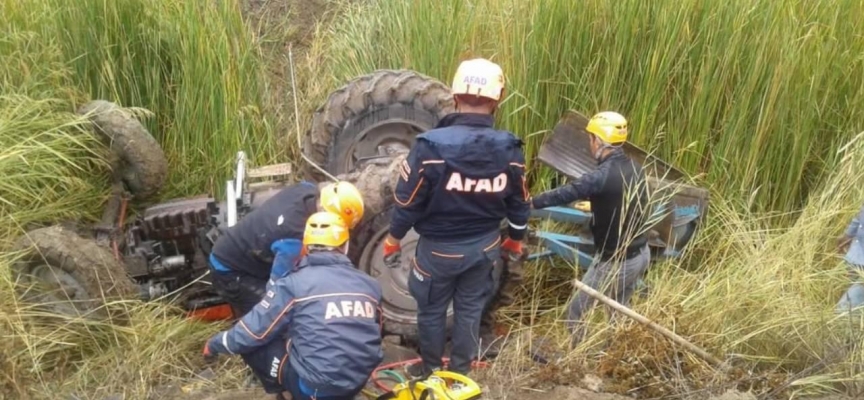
left=504, top=149, right=531, bottom=241
left=206, top=278, right=296, bottom=355
left=389, top=143, right=434, bottom=240
left=531, top=168, right=605, bottom=210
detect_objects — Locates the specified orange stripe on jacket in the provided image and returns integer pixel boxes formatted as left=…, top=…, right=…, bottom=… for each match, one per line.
left=394, top=177, right=425, bottom=206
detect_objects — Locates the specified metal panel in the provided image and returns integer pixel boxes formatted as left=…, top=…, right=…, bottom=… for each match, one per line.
left=535, top=110, right=711, bottom=254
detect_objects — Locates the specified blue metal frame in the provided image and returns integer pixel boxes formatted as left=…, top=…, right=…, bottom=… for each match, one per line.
left=528, top=204, right=702, bottom=269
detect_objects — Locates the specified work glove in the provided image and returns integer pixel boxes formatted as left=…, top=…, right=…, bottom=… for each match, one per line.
left=383, top=235, right=402, bottom=269
left=202, top=340, right=218, bottom=365
left=501, top=238, right=523, bottom=262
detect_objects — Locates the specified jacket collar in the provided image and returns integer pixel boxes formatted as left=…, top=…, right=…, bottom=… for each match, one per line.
left=296, top=251, right=353, bottom=270
left=598, top=147, right=626, bottom=164
left=435, top=113, right=495, bottom=129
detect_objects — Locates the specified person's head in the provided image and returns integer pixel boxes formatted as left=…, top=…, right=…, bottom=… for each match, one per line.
left=303, top=211, right=350, bottom=255
left=586, top=111, right=628, bottom=160
left=318, top=181, right=365, bottom=229
left=451, top=58, right=506, bottom=115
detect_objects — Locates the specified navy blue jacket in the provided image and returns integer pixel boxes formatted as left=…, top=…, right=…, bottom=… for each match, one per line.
left=210, top=182, right=318, bottom=279
left=532, top=148, right=649, bottom=259
left=389, top=113, right=531, bottom=242
left=207, top=252, right=384, bottom=393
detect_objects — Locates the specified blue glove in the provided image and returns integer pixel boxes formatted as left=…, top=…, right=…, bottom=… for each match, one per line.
left=270, top=238, right=303, bottom=280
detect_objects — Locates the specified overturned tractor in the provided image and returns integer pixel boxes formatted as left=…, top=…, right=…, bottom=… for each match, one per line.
left=11, top=70, right=708, bottom=345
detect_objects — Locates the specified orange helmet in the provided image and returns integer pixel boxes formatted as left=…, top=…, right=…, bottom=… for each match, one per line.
left=319, top=181, right=365, bottom=228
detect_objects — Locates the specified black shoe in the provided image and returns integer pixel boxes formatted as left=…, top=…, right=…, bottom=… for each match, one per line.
left=406, top=362, right=438, bottom=379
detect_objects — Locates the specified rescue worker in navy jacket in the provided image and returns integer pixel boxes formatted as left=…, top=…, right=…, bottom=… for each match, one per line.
left=531, top=111, right=651, bottom=346
left=208, top=181, right=365, bottom=319
left=381, top=58, right=531, bottom=377
left=204, top=211, right=384, bottom=400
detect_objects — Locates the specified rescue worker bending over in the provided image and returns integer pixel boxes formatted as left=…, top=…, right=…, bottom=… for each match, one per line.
left=382, top=58, right=531, bottom=378
left=204, top=211, right=384, bottom=400
left=208, top=181, right=365, bottom=318
left=531, top=111, right=651, bottom=346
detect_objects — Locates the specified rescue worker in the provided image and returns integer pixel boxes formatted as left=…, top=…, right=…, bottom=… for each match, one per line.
left=208, top=181, right=365, bottom=318
left=381, top=58, right=531, bottom=377
left=530, top=111, right=651, bottom=346
left=835, top=203, right=864, bottom=313
left=203, top=211, right=384, bottom=400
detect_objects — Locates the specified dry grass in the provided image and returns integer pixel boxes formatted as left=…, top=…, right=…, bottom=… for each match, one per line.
left=2, top=0, right=864, bottom=399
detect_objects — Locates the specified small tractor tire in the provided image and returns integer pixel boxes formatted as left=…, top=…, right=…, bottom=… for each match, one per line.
left=78, top=100, right=168, bottom=200
left=12, top=225, right=137, bottom=322
left=301, top=69, right=454, bottom=180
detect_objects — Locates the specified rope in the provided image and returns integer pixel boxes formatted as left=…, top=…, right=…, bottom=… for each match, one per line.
left=287, top=45, right=339, bottom=183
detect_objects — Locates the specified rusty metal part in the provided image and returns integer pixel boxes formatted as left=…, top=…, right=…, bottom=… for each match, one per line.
left=111, top=196, right=129, bottom=261
left=139, top=196, right=213, bottom=241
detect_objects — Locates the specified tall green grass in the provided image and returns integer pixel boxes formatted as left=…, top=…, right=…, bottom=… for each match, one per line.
left=2, top=0, right=282, bottom=199
left=0, top=96, right=110, bottom=247
left=311, top=0, right=864, bottom=396
left=0, top=0, right=279, bottom=397
left=317, top=0, right=864, bottom=215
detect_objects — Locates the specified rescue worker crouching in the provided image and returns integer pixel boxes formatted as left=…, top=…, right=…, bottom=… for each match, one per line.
left=530, top=111, right=651, bottom=347
left=381, top=58, right=531, bottom=378
left=203, top=211, right=384, bottom=400
left=208, top=181, right=365, bottom=319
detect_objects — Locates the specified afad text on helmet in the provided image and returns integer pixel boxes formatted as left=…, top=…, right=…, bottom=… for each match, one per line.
left=463, top=75, right=488, bottom=86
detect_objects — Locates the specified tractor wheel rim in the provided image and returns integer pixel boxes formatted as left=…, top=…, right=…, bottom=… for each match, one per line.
left=338, top=119, right=424, bottom=174
left=29, top=264, right=89, bottom=314
left=363, top=226, right=454, bottom=325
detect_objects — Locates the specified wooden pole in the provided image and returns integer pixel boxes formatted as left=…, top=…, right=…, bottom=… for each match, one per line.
left=572, top=278, right=730, bottom=371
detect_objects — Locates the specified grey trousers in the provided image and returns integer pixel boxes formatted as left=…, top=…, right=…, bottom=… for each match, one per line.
left=566, top=245, right=651, bottom=345
left=836, top=264, right=864, bottom=313
left=408, top=231, right=501, bottom=374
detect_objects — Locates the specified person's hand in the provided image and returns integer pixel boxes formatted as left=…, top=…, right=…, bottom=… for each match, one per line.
left=501, top=238, right=523, bottom=262
left=383, top=235, right=402, bottom=269
left=203, top=341, right=218, bottom=364
left=838, top=235, right=853, bottom=253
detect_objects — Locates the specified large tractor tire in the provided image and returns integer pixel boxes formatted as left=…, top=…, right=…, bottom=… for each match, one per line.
left=301, top=69, right=455, bottom=180
left=12, top=225, right=138, bottom=321
left=78, top=100, right=168, bottom=200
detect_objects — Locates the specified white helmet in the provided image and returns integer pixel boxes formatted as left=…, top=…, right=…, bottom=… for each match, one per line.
left=451, top=58, right=505, bottom=101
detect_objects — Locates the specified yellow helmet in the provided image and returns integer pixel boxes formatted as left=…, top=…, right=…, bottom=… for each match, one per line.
left=451, top=58, right=505, bottom=101
left=586, top=111, right=628, bottom=145
left=319, top=181, right=365, bottom=229
left=303, top=211, right=349, bottom=248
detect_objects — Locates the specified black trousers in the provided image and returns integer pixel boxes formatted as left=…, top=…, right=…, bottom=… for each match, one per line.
left=408, top=230, right=501, bottom=374
left=244, top=340, right=364, bottom=400
left=209, top=266, right=268, bottom=318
